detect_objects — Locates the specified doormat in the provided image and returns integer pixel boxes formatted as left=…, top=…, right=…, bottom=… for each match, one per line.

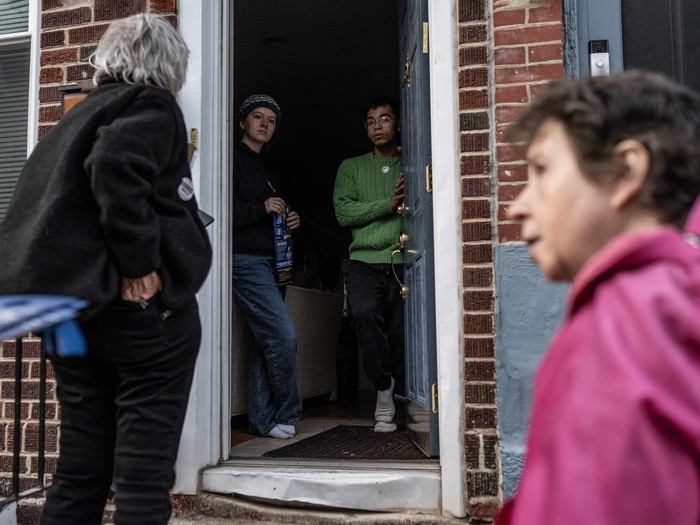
left=263, top=424, right=426, bottom=460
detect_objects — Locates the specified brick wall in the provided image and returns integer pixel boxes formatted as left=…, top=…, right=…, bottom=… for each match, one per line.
left=457, top=0, right=500, bottom=519
left=493, top=0, right=564, bottom=243
left=0, top=339, right=57, bottom=496
left=457, top=0, right=565, bottom=519
left=38, top=0, right=178, bottom=139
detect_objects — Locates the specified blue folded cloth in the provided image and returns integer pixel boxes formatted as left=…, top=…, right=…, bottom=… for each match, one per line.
left=0, top=296, right=88, bottom=356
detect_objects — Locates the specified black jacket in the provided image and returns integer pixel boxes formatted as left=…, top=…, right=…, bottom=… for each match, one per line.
left=232, top=140, right=282, bottom=255
left=0, top=79, right=212, bottom=319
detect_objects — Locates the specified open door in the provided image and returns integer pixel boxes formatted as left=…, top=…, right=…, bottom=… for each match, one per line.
left=399, top=0, right=439, bottom=457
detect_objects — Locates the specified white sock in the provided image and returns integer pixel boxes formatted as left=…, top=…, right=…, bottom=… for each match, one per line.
left=374, top=421, right=398, bottom=433
left=375, top=377, right=396, bottom=423
left=277, top=424, right=296, bottom=436
left=267, top=425, right=294, bottom=439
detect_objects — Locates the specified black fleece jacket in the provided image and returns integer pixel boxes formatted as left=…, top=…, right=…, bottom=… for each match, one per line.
left=232, top=140, right=284, bottom=255
left=0, top=79, right=212, bottom=319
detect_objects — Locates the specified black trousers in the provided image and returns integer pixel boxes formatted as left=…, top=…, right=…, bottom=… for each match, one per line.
left=341, top=259, right=405, bottom=395
left=41, top=296, right=201, bottom=525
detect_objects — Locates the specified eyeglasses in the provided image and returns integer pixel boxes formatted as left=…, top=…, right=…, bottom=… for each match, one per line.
left=364, top=115, right=393, bottom=129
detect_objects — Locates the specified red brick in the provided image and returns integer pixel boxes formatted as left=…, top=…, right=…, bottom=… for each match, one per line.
left=459, top=68, right=488, bottom=89
left=464, top=314, right=493, bottom=334
left=39, top=125, right=55, bottom=140
left=495, top=85, right=528, bottom=104
left=495, top=62, right=564, bottom=84
left=496, top=104, right=528, bottom=126
left=463, top=244, right=493, bottom=265
left=460, top=132, right=489, bottom=152
left=496, top=144, right=526, bottom=163
left=494, top=24, right=562, bottom=47
left=150, top=0, right=177, bottom=13
left=470, top=500, right=500, bottom=520
left=498, top=222, right=524, bottom=243
left=79, top=44, right=98, bottom=61
left=43, top=0, right=65, bottom=8
left=464, top=337, right=494, bottom=358
left=465, top=433, right=480, bottom=469
left=498, top=163, right=528, bottom=183
left=459, top=25, right=487, bottom=45
left=530, top=2, right=563, bottom=23
left=462, top=268, right=493, bottom=288
left=39, top=86, right=61, bottom=103
left=42, top=8, right=92, bottom=29
left=465, top=383, right=496, bottom=404
left=39, top=105, right=61, bottom=123
left=41, top=47, right=78, bottom=66
left=95, top=0, right=146, bottom=21
left=458, top=0, right=485, bottom=22
left=467, top=471, right=499, bottom=497
left=465, top=406, right=496, bottom=429
left=498, top=182, right=525, bottom=202
left=463, top=198, right=491, bottom=220
left=67, top=63, right=94, bottom=82
left=459, top=46, right=487, bottom=67
left=493, top=8, right=526, bottom=27
left=459, top=89, right=488, bottom=110
left=41, top=30, right=65, bottom=49
left=462, top=221, right=492, bottom=243
left=463, top=290, right=494, bottom=311
left=528, top=42, right=563, bottom=63
left=494, top=46, right=526, bottom=66
left=462, top=176, right=490, bottom=198
left=40, top=67, right=64, bottom=84
left=68, top=24, right=109, bottom=45
left=460, top=155, right=490, bottom=176
left=460, top=111, right=489, bottom=131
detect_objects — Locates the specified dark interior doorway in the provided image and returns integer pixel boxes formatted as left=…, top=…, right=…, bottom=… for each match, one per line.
left=231, top=0, right=424, bottom=457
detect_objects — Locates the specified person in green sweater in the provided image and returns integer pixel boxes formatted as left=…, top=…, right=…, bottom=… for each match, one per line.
left=333, top=96, right=405, bottom=433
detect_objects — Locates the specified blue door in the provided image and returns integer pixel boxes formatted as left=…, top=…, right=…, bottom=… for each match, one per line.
left=399, top=0, right=439, bottom=457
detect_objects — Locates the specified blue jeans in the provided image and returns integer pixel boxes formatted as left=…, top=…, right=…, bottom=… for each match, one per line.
left=232, top=253, right=300, bottom=435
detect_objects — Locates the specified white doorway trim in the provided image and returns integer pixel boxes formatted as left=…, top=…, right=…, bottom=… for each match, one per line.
left=175, top=1, right=466, bottom=518
left=428, top=0, right=466, bottom=518
left=174, top=0, right=231, bottom=494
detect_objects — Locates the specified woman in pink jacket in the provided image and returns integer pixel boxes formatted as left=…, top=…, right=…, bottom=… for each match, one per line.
left=500, top=71, right=700, bottom=524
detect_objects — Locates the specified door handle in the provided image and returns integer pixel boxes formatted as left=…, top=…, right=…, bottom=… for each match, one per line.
left=391, top=247, right=408, bottom=301
left=397, top=202, right=410, bottom=216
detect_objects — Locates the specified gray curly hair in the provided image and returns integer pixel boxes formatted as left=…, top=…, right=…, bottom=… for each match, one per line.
left=91, top=14, right=189, bottom=95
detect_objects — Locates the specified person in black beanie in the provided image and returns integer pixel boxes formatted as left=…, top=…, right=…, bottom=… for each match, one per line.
left=0, top=14, right=212, bottom=525
left=232, top=94, right=302, bottom=439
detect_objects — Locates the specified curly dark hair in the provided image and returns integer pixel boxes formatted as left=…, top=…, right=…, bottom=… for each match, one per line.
left=363, top=96, right=400, bottom=120
left=510, top=71, right=700, bottom=226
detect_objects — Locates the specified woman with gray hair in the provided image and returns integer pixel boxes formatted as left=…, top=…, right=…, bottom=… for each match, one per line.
left=0, top=14, right=212, bottom=524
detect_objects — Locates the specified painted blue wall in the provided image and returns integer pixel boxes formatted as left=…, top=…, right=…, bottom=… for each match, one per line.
left=495, top=244, right=568, bottom=498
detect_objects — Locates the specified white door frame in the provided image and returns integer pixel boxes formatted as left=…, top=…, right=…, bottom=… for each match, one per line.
left=174, top=1, right=465, bottom=518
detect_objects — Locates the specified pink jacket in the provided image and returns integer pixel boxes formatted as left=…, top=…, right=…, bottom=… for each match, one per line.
left=499, top=201, right=700, bottom=524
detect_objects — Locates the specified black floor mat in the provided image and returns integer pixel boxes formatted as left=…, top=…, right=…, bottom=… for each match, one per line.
left=263, top=424, right=427, bottom=460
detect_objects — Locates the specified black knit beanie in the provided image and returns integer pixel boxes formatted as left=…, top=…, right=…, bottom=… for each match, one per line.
left=239, top=94, right=281, bottom=122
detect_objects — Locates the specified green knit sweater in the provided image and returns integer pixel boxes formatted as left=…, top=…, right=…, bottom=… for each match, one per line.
left=333, top=152, right=403, bottom=264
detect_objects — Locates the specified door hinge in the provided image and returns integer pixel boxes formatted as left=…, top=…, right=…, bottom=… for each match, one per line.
left=422, top=22, right=429, bottom=54
left=425, top=164, right=432, bottom=194
left=431, top=382, right=438, bottom=414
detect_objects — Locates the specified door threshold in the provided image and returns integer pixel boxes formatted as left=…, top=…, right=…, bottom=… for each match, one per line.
left=201, top=460, right=441, bottom=512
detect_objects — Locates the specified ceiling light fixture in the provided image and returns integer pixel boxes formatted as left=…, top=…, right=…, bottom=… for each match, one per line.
left=262, top=37, right=287, bottom=48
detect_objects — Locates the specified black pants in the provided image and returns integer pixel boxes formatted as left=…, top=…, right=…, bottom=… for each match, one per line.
left=41, top=296, right=201, bottom=525
left=341, top=259, right=405, bottom=395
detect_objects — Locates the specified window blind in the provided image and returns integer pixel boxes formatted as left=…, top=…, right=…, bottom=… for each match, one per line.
left=0, top=0, right=29, bottom=35
left=0, top=44, right=30, bottom=222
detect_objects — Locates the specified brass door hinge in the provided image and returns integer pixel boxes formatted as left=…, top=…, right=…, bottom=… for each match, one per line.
left=431, top=383, right=438, bottom=414
left=422, top=22, right=429, bottom=53
left=426, top=164, right=433, bottom=194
